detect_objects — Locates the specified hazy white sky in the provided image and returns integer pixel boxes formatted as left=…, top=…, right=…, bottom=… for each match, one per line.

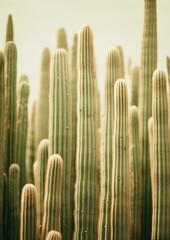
left=0, top=0, right=170, bottom=109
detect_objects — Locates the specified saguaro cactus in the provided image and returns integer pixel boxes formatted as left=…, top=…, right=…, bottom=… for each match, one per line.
left=16, top=75, right=29, bottom=190
left=6, top=14, right=13, bottom=42
left=46, top=231, right=62, bottom=240
left=49, top=48, right=72, bottom=239
left=3, top=173, right=8, bottom=240
left=4, top=41, right=17, bottom=173
left=8, top=164, right=20, bottom=240
left=116, top=45, right=124, bottom=78
left=20, top=184, right=38, bottom=240
left=42, top=154, right=63, bottom=240
left=111, top=79, right=130, bottom=240
left=139, top=0, right=157, bottom=238
left=74, top=25, right=100, bottom=240
left=99, top=47, right=120, bottom=240
left=130, top=66, right=139, bottom=106
left=151, top=69, right=170, bottom=239
left=56, top=28, right=68, bottom=51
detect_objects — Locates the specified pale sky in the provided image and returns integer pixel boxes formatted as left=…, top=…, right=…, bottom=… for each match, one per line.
left=0, top=0, right=170, bottom=111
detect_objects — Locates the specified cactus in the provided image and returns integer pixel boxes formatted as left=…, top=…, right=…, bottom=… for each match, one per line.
left=56, top=28, right=68, bottom=51
left=49, top=48, right=72, bottom=239
left=116, top=45, right=124, bottom=78
left=99, top=47, right=120, bottom=240
left=35, top=48, right=50, bottom=152
left=20, top=184, right=38, bottom=240
left=16, top=75, right=29, bottom=190
left=111, top=79, right=130, bottom=240
left=151, top=69, right=170, bottom=239
left=129, top=106, right=141, bottom=239
left=6, top=14, right=14, bottom=42
left=0, top=51, right=5, bottom=240
left=3, top=173, right=8, bottom=240
left=4, top=41, right=17, bottom=173
left=139, top=0, right=157, bottom=238
left=46, top=231, right=62, bottom=240
left=74, top=25, right=100, bottom=240
left=130, top=66, right=139, bottom=106
left=8, top=164, right=20, bottom=240
left=42, top=154, right=63, bottom=239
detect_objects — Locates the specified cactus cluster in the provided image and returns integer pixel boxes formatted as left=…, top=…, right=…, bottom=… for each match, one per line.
left=0, top=0, right=170, bottom=239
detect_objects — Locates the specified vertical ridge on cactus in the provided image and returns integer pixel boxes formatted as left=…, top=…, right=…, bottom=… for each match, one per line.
left=42, top=154, right=63, bottom=239
left=8, top=163, right=20, bottom=240
left=6, top=14, right=14, bottom=42
left=20, top=184, right=38, bottom=240
left=74, top=24, right=100, bottom=240
left=99, top=47, right=120, bottom=240
left=111, top=79, right=130, bottom=240
left=56, top=28, right=68, bottom=51
left=139, top=0, right=157, bottom=238
left=46, top=230, right=62, bottom=240
left=151, top=69, right=170, bottom=239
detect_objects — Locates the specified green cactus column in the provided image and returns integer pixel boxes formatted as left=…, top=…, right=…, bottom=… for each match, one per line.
left=151, top=69, right=170, bottom=239
left=49, top=48, right=72, bottom=239
left=74, top=25, right=100, bottom=240
left=129, top=106, right=141, bottom=239
left=56, top=28, right=68, bottom=51
left=8, top=164, right=20, bottom=240
left=0, top=51, right=5, bottom=240
left=20, top=184, right=38, bottom=240
left=111, top=79, right=130, bottom=240
left=3, top=173, right=8, bottom=240
left=130, top=66, right=139, bottom=106
left=148, top=117, right=153, bottom=199
left=6, top=14, right=13, bottom=42
left=42, top=154, right=63, bottom=239
left=116, top=45, right=124, bottom=78
left=139, top=0, right=157, bottom=238
left=46, top=231, right=62, bottom=240
left=99, top=47, right=120, bottom=240
left=16, top=75, right=29, bottom=191
left=4, top=41, right=17, bottom=173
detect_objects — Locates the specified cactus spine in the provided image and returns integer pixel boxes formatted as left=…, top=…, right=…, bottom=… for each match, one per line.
left=46, top=231, right=62, bottom=240
left=56, top=28, right=68, bottom=51
left=8, top=164, right=20, bottom=240
left=74, top=25, right=100, bottom=240
left=139, top=0, right=157, bottom=238
left=20, top=184, right=38, bottom=240
left=42, top=154, right=63, bottom=239
left=6, top=14, right=14, bottom=42
left=111, top=79, right=130, bottom=240
left=129, top=106, right=141, bottom=239
left=99, top=47, right=120, bottom=240
left=4, top=41, right=17, bottom=173
left=16, top=75, right=29, bottom=190
left=151, top=69, right=170, bottom=239
left=49, top=48, right=72, bottom=239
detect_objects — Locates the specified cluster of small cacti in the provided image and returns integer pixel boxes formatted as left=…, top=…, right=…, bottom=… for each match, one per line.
left=0, top=0, right=170, bottom=239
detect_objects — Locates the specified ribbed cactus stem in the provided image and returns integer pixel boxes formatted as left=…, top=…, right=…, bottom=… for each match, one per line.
left=8, top=164, right=20, bottom=240
left=148, top=117, right=153, bottom=201
left=49, top=48, right=72, bottom=239
left=116, top=45, right=124, bottom=78
left=16, top=75, right=29, bottom=190
left=130, top=66, right=139, bottom=106
left=111, top=79, right=130, bottom=240
left=42, top=154, right=63, bottom=240
left=20, top=184, right=38, bottom=240
left=0, top=51, right=5, bottom=240
left=139, top=0, right=157, bottom=238
left=129, top=106, right=141, bottom=239
left=3, top=173, right=8, bottom=240
left=99, top=47, right=120, bottom=240
left=6, top=14, right=14, bottom=42
left=4, top=41, right=17, bottom=173
left=46, top=231, right=62, bottom=240
left=151, top=69, right=170, bottom=239
left=74, top=25, right=100, bottom=240
left=56, top=28, right=68, bottom=51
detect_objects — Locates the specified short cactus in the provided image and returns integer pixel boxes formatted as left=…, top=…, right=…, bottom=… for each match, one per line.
left=6, top=14, right=14, bottom=42
left=56, top=28, right=68, bottom=51
left=46, top=231, right=62, bottom=240
left=130, top=65, right=139, bottom=106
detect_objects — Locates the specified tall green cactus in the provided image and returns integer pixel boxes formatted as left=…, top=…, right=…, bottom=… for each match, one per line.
left=6, top=14, right=14, bottom=42
left=0, top=51, right=5, bottom=240
left=42, top=154, right=63, bottom=240
left=16, top=75, right=29, bottom=190
left=49, top=48, right=72, bottom=239
left=20, top=184, right=38, bottom=240
left=3, top=173, right=8, bottom=240
left=99, top=47, right=120, bottom=240
left=111, top=79, right=130, bottom=240
left=8, top=164, right=20, bottom=240
left=130, top=66, right=139, bottom=106
left=4, top=41, right=17, bottom=173
left=56, top=28, right=68, bottom=51
left=151, top=69, right=170, bottom=239
left=129, top=106, right=141, bottom=239
left=74, top=25, right=100, bottom=240
left=139, top=0, right=157, bottom=238
left=46, top=231, right=62, bottom=240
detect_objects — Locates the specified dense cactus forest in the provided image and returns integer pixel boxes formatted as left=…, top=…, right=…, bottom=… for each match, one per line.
left=0, top=0, right=170, bottom=239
